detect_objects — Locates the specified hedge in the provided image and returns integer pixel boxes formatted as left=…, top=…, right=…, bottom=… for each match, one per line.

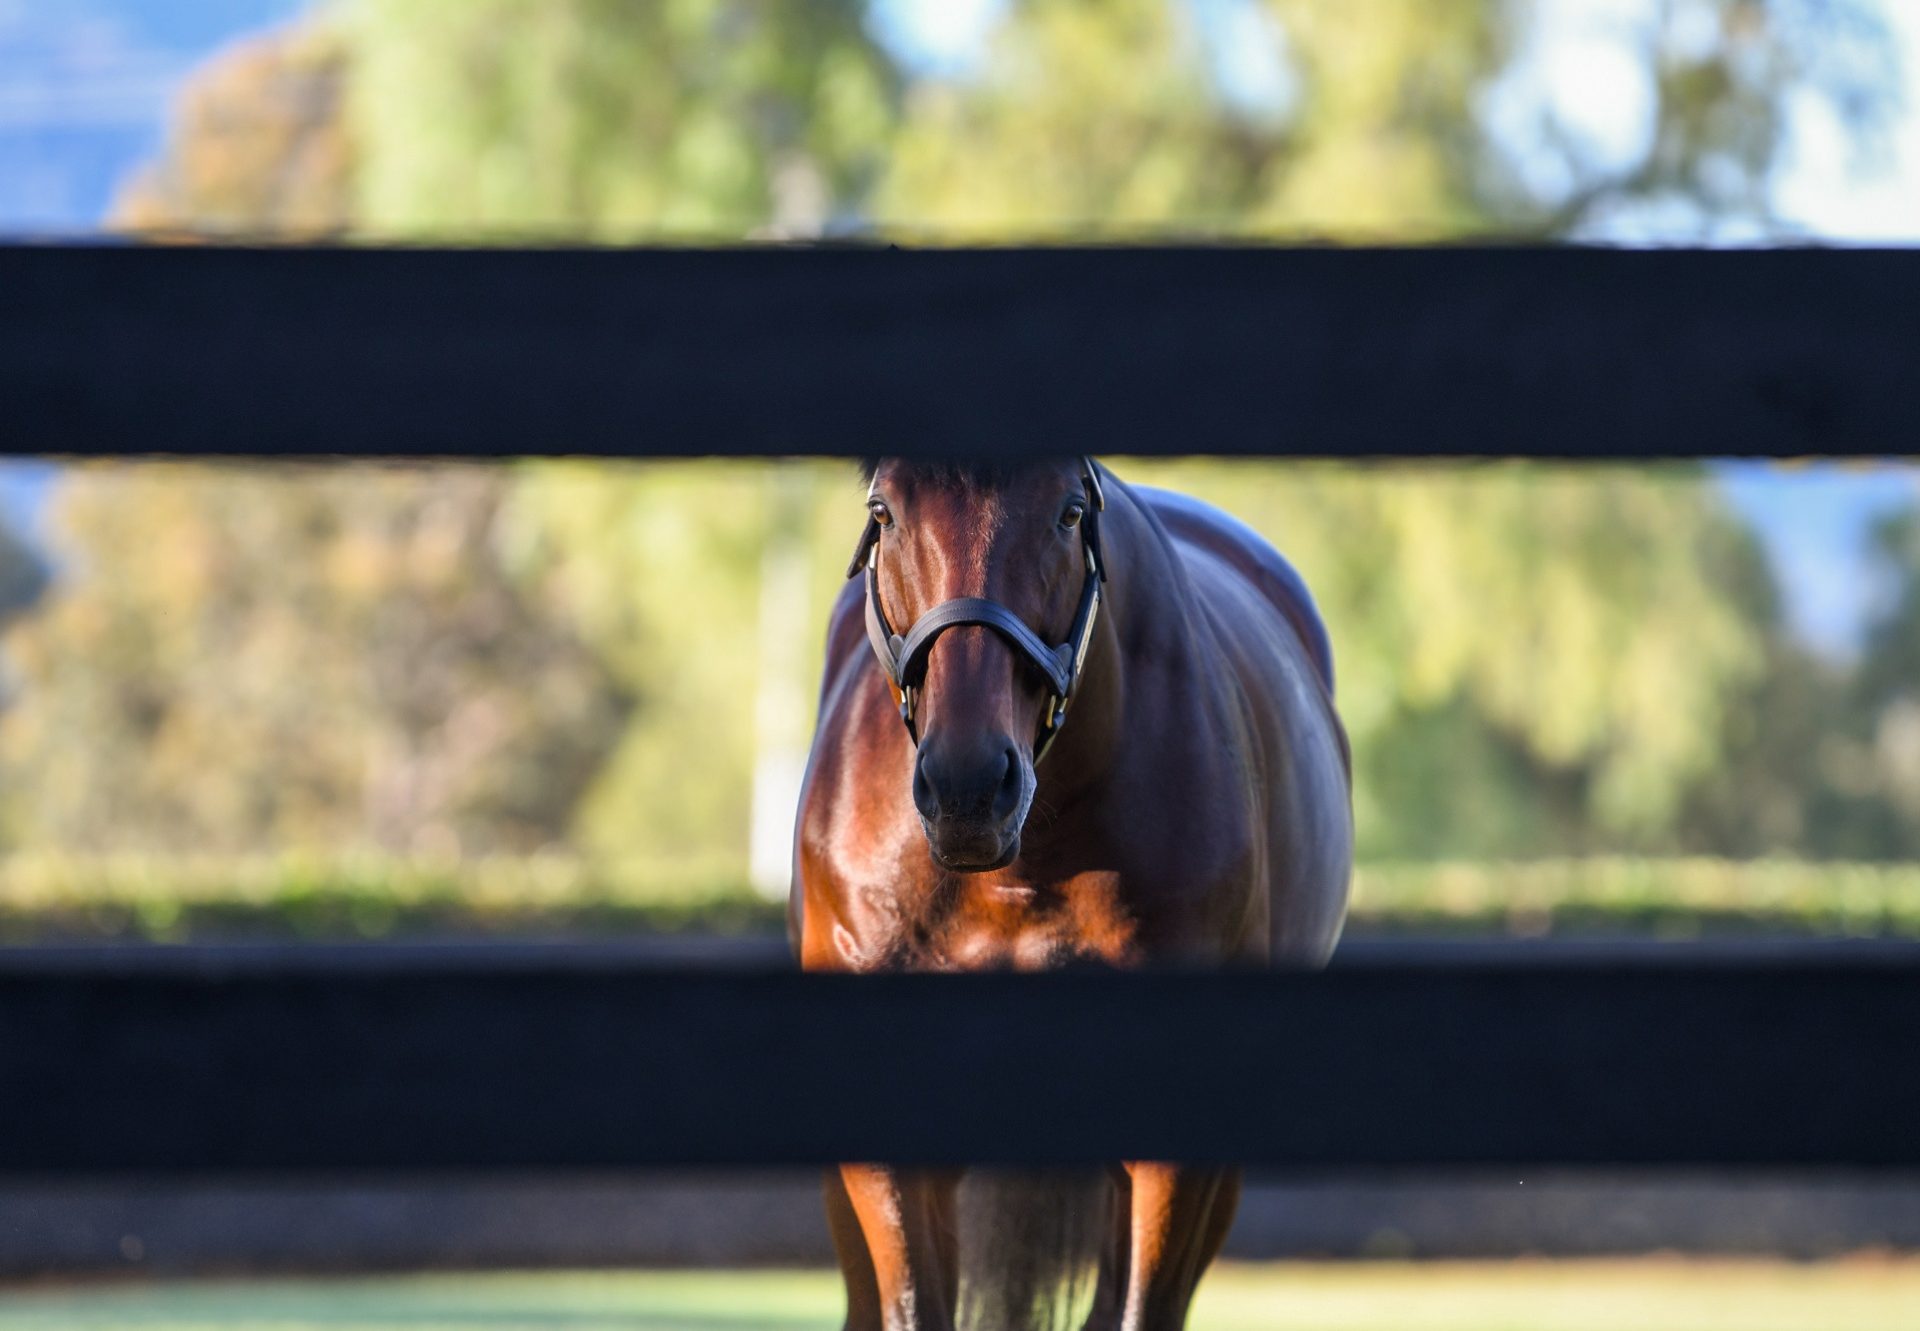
left=0, top=854, right=1915, bottom=943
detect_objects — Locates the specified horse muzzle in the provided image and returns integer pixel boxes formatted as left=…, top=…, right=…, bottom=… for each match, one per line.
left=912, top=737, right=1033, bottom=872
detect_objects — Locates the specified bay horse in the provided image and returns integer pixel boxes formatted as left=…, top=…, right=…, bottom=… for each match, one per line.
left=790, top=457, right=1352, bottom=1331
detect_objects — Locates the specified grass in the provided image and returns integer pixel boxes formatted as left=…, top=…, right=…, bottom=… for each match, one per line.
left=0, top=853, right=1918, bottom=943
left=5, top=1262, right=1920, bottom=1330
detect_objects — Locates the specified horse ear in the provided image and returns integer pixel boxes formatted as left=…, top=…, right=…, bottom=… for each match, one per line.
left=846, top=515, right=880, bottom=580
left=1080, top=459, right=1109, bottom=583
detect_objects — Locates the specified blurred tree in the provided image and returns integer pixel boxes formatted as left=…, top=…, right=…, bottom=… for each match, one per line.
left=82, top=5, right=898, bottom=878
left=876, top=0, right=1898, bottom=239
left=874, top=0, right=1898, bottom=856
left=1125, top=461, right=1770, bottom=856
left=340, top=0, right=896, bottom=238
left=0, top=520, right=47, bottom=632
left=326, top=0, right=898, bottom=877
left=114, top=0, right=897, bottom=241
left=0, top=465, right=626, bottom=856
left=40, top=0, right=1904, bottom=876
left=113, top=23, right=352, bottom=237
left=76, top=29, right=634, bottom=859
left=1501, top=0, right=1899, bottom=237
left=0, top=508, right=54, bottom=844
left=1683, top=640, right=1895, bottom=857
left=877, top=0, right=1275, bottom=234
left=1854, top=508, right=1920, bottom=841
left=498, top=461, right=855, bottom=881
left=1679, top=486, right=1920, bottom=860
left=1855, top=510, right=1920, bottom=727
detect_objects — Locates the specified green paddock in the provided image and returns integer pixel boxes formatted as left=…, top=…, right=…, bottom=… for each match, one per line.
left=4, top=1262, right=1920, bottom=1331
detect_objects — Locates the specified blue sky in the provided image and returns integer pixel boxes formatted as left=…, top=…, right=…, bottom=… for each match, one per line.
left=0, top=0, right=309, bottom=227
left=1718, top=461, right=1918, bottom=651
left=2, top=0, right=1916, bottom=655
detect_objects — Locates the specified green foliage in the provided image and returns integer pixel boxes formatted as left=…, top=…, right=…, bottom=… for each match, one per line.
left=22, top=0, right=1911, bottom=884
left=1125, top=462, right=1770, bottom=856
left=0, top=855, right=1913, bottom=944
left=876, top=0, right=1896, bottom=239
left=1352, top=856, right=1920, bottom=938
left=340, top=0, right=896, bottom=239
left=0, top=465, right=625, bottom=857
left=0, top=852, right=778, bottom=944
left=497, top=460, right=858, bottom=875
left=1680, top=493, right=1920, bottom=860
left=877, top=0, right=1272, bottom=235
left=1851, top=508, right=1920, bottom=833
left=1858, top=509, right=1920, bottom=721
left=112, top=22, right=352, bottom=236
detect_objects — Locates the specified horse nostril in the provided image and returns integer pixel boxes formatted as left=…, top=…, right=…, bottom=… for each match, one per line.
left=914, top=743, right=1024, bottom=824
left=992, top=746, right=1024, bottom=819
left=912, top=755, right=939, bottom=821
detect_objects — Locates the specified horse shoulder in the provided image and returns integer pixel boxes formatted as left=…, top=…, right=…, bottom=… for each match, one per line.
left=791, top=581, right=926, bottom=970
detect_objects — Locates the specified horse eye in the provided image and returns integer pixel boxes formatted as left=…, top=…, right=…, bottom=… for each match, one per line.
left=1059, top=503, right=1085, bottom=530
left=868, top=502, right=894, bottom=529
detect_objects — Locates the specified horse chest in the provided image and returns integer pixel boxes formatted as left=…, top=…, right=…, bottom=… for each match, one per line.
left=833, top=873, right=1143, bottom=972
left=948, top=879, right=1144, bottom=970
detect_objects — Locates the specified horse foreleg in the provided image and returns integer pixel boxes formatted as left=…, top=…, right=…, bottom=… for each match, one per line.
left=1079, top=1165, right=1134, bottom=1331
left=1116, top=1163, right=1239, bottom=1331
left=838, top=1163, right=958, bottom=1331
left=826, top=1168, right=883, bottom=1330
left=1195, top=1169, right=1240, bottom=1278
left=925, top=1168, right=962, bottom=1317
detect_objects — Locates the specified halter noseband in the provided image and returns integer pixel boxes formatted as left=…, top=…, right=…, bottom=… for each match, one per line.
left=844, top=458, right=1107, bottom=764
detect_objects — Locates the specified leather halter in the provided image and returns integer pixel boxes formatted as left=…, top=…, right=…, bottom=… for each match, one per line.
left=844, top=458, right=1107, bottom=764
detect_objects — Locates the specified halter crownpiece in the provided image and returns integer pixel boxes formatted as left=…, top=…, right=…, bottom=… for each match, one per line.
left=845, top=457, right=1107, bottom=763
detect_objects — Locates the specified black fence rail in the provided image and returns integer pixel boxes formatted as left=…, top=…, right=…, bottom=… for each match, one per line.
left=3, top=244, right=1914, bottom=460
left=3, top=244, right=1915, bottom=1181
left=3, top=944, right=1917, bottom=1174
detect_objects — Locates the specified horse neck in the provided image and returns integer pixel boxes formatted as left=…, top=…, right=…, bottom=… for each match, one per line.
left=1029, top=481, right=1191, bottom=812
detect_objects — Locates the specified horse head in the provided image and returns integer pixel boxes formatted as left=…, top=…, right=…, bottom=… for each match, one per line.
left=848, top=457, right=1105, bottom=873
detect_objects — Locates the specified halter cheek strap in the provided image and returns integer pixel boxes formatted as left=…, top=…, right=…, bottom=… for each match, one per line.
left=846, top=457, right=1107, bottom=763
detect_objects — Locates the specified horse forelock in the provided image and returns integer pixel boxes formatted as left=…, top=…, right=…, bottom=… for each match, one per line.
left=857, top=457, right=1051, bottom=490
left=869, top=460, right=1036, bottom=597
